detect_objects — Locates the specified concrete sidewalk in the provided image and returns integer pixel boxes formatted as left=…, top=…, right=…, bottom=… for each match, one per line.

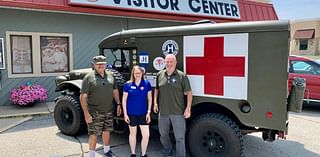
left=0, top=102, right=55, bottom=118
left=0, top=102, right=55, bottom=133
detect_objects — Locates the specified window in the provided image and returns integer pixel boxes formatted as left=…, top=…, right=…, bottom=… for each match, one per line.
left=299, top=39, right=308, bottom=50
left=10, top=35, right=33, bottom=74
left=291, top=61, right=320, bottom=75
left=40, top=36, right=69, bottom=73
left=0, top=38, right=5, bottom=69
left=6, top=32, right=72, bottom=78
left=103, top=48, right=131, bottom=73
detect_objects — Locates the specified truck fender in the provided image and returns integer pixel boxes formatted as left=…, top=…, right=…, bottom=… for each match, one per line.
left=55, top=79, right=82, bottom=92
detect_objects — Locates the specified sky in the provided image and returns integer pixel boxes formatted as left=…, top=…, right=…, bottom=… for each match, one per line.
left=273, top=0, right=320, bottom=20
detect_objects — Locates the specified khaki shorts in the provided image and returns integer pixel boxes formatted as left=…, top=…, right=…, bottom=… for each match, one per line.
left=87, top=111, right=113, bottom=135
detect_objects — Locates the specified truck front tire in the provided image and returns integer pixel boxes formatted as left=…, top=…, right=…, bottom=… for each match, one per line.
left=188, top=113, right=244, bottom=157
left=54, top=95, right=86, bottom=136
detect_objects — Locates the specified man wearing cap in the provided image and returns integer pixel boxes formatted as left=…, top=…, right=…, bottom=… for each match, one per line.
left=80, top=55, right=122, bottom=157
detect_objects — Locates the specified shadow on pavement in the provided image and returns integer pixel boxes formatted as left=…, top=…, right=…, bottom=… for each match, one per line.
left=244, top=133, right=320, bottom=157
left=303, top=102, right=320, bottom=112
left=289, top=102, right=320, bottom=119
left=4, top=114, right=318, bottom=157
left=3, top=115, right=56, bottom=133
left=55, top=127, right=163, bottom=157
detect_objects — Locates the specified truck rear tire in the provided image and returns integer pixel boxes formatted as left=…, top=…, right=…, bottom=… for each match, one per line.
left=188, top=113, right=244, bottom=157
left=54, top=95, right=86, bottom=136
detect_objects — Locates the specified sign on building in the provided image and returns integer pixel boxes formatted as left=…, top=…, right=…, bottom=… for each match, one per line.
left=69, top=0, right=241, bottom=19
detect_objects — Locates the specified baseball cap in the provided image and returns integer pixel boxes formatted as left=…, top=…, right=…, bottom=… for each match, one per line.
left=92, top=55, right=106, bottom=64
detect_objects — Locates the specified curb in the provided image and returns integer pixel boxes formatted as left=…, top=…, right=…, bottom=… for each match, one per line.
left=0, top=112, right=52, bottom=119
left=0, top=116, right=33, bottom=133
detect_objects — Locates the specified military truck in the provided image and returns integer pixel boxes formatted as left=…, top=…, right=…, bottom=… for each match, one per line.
left=54, top=20, right=304, bottom=157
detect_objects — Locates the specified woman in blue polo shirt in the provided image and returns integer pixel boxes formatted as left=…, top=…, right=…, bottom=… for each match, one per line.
left=122, top=65, right=152, bottom=157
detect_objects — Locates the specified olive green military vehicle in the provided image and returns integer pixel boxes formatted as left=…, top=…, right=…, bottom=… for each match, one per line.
left=54, top=20, right=304, bottom=157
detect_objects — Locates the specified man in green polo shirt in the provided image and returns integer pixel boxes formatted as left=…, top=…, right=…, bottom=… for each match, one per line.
left=80, top=55, right=121, bottom=157
left=153, top=54, right=193, bottom=157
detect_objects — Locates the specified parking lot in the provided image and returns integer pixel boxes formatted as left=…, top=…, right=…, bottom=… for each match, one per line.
left=0, top=104, right=319, bottom=157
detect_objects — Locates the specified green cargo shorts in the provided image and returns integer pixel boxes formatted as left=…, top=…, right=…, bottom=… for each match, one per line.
left=87, top=111, right=113, bottom=136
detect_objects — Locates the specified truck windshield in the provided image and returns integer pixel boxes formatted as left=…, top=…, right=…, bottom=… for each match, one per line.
left=103, top=48, right=131, bottom=73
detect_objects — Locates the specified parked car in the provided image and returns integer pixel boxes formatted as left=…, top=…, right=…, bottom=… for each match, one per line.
left=288, top=56, right=320, bottom=102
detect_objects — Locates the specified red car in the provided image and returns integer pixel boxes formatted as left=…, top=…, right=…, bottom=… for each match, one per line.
left=289, top=56, right=320, bottom=102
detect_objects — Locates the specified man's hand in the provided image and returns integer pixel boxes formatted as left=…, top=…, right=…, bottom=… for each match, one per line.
left=117, top=105, right=122, bottom=116
left=153, top=104, right=159, bottom=113
left=184, top=107, right=191, bottom=119
left=84, top=113, right=93, bottom=124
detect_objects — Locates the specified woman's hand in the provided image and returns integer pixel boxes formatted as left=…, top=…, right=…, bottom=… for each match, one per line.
left=146, top=112, right=151, bottom=124
left=124, top=114, right=130, bottom=124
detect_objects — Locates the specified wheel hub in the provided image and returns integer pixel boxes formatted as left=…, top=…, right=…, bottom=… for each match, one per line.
left=61, top=108, right=73, bottom=125
left=208, top=138, right=217, bottom=148
left=64, top=114, right=69, bottom=120
left=202, top=131, right=225, bottom=154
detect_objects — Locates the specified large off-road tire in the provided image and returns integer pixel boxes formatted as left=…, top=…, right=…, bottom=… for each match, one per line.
left=54, top=95, right=86, bottom=136
left=187, top=113, right=244, bottom=157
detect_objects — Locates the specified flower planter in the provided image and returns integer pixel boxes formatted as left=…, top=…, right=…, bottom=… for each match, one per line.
left=15, top=103, right=35, bottom=107
left=10, top=83, right=48, bottom=107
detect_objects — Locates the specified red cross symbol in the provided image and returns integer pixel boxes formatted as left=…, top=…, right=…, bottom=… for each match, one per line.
left=186, top=37, right=245, bottom=96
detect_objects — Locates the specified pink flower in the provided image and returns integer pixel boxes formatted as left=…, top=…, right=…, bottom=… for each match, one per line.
left=10, top=83, right=48, bottom=106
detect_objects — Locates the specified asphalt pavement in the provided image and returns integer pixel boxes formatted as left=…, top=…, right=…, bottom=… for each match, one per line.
left=0, top=102, right=55, bottom=133
left=0, top=102, right=320, bottom=157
